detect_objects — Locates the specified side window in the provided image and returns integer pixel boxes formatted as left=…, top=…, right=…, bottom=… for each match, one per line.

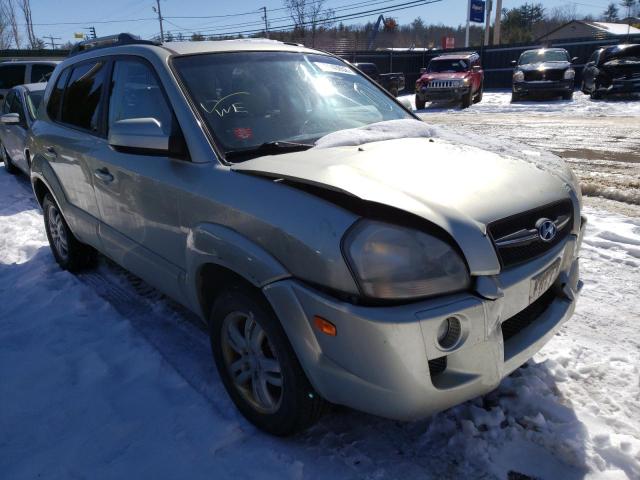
left=61, top=61, right=107, bottom=132
left=47, top=68, right=70, bottom=121
left=0, top=64, right=26, bottom=89
left=30, top=64, right=56, bottom=83
left=3, top=91, right=14, bottom=113
left=8, top=91, right=22, bottom=115
left=108, top=59, right=172, bottom=135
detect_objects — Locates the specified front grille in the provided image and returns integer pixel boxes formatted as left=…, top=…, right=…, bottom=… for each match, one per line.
left=523, top=69, right=564, bottom=81
left=428, top=356, right=447, bottom=377
left=501, top=287, right=557, bottom=342
left=488, top=199, right=573, bottom=269
left=427, top=80, right=462, bottom=89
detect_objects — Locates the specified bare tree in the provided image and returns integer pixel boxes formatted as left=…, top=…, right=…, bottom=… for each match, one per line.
left=283, top=0, right=334, bottom=46
left=0, top=1, right=13, bottom=48
left=2, top=0, right=21, bottom=48
left=19, top=0, right=39, bottom=48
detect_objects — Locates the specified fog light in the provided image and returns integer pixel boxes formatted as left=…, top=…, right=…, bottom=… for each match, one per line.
left=437, top=317, right=461, bottom=349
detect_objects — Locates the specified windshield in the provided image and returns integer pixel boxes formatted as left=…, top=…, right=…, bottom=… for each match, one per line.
left=26, top=91, right=43, bottom=120
left=172, top=52, right=411, bottom=160
left=518, top=50, right=569, bottom=65
left=427, top=59, right=469, bottom=73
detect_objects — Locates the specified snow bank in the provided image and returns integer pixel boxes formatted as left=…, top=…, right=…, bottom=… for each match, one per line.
left=313, top=118, right=437, bottom=148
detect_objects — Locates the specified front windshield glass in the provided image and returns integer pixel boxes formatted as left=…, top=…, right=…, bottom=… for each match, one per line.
left=519, top=49, right=569, bottom=65
left=173, top=52, right=411, bottom=159
left=427, top=59, right=469, bottom=73
left=26, top=91, right=43, bottom=120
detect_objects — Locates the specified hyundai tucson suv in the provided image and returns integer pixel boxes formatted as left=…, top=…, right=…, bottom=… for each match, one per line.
left=29, top=34, right=585, bottom=436
left=511, top=48, right=577, bottom=101
left=581, top=44, right=640, bottom=99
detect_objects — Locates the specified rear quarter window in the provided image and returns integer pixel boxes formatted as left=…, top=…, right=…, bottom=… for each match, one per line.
left=30, top=64, right=56, bottom=83
left=0, top=64, right=26, bottom=89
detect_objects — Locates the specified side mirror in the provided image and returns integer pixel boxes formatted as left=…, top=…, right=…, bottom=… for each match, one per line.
left=108, top=118, right=169, bottom=153
left=0, top=113, right=21, bottom=125
left=511, top=60, right=517, bottom=66
left=571, top=56, right=579, bottom=63
left=419, top=67, right=427, bottom=74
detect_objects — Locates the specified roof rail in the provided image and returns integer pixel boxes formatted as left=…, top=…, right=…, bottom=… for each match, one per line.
left=69, top=33, right=160, bottom=56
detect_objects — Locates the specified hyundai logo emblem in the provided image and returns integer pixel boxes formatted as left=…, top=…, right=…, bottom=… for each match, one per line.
left=536, top=218, right=557, bottom=242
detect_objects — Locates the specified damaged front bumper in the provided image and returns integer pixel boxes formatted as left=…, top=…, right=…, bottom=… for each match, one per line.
left=263, top=221, right=586, bottom=421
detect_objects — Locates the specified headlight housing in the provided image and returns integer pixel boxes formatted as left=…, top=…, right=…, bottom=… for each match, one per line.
left=564, top=68, right=575, bottom=80
left=343, top=220, right=470, bottom=300
left=513, top=70, right=524, bottom=82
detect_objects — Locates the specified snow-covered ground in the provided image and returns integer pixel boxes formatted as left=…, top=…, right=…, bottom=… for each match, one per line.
left=400, top=90, right=640, bottom=117
left=1, top=164, right=639, bottom=479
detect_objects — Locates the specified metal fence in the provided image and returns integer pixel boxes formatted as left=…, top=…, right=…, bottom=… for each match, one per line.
left=342, top=34, right=640, bottom=90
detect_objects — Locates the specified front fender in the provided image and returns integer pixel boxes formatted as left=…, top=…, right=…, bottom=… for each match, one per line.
left=185, top=223, right=291, bottom=317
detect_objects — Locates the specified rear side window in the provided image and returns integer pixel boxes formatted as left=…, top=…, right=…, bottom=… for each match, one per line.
left=0, top=64, right=26, bottom=89
left=107, top=59, right=172, bottom=135
left=61, top=61, right=107, bottom=132
left=47, top=68, right=70, bottom=121
left=30, top=64, right=55, bottom=83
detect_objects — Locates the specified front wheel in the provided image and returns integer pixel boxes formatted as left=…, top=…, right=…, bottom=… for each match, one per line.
left=590, top=89, right=603, bottom=100
left=562, top=91, right=573, bottom=100
left=43, top=194, right=97, bottom=272
left=415, top=95, right=426, bottom=110
left=511, top=92, right=521, bottom=102
left=461, top=89, right=473, bottom=108
left=473, top=84, right=483, bottom=103
left=209, top=286, right=326, bottom=436
left=1, top=145, right=18, bottom=175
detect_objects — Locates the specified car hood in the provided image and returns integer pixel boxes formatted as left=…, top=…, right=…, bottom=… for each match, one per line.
left=518, top=61, right=571, bottom=71
left=231, top=122, right=575, bottom=274
left=419, top=72, right=469, bottom=82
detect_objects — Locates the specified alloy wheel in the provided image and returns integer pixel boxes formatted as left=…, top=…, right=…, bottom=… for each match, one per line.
left=48, top=206, right=69, bottom=262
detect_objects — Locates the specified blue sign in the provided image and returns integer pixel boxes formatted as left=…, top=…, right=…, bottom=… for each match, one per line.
left=470, top=0, right=485, bottom=23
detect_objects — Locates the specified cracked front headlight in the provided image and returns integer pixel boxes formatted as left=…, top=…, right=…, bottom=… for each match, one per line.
left=564, top=68, right=575, bottom=80
left=513, top=70, right=524, bottom=82
left=343, top=221, right=470, bottom=300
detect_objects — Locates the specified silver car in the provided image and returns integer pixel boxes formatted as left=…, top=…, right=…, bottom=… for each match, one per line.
left=29, top=34, right=584, bottom=435
left=0, top=83, right=46, bottom=175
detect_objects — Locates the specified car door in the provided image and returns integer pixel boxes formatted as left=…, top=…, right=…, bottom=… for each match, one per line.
left=1, top=89, right=28, bottom=171
left=91, top=56, right=187, bottom=299
left=39, top=61, right=106, bottom=249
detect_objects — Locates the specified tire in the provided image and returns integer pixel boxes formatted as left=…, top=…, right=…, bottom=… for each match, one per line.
left=1, top=145, right=18, bottom=175
left=511, top=92, right=521, bottom=102
left=580, top=82, right=588, bottom=95
left=461, top=89, right=473, bottom=108
left=473, top=84, right=483, bottom=103
left=390, top=86, right=398, bottom=97
left=590, top=89, right=603, bottom=100
left=209, top=285, right=326, bottom=436
left=415, top=95, right=426, bottom=110
left=42, top=194, right=97, bottom=272
left=562, top=91, right=573, bottom=100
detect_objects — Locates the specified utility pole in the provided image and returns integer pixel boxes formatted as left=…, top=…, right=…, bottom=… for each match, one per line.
left=262, top=6, right=269, bottom=38
left=44, top=34, right=61, bottom=49
left=493, top=0, right=502, bottom=45
left=153, top=0, right=165, bottom=42
left=465, top=0, right=471, bottom=47
left=483, top=0, right=492, bottom=46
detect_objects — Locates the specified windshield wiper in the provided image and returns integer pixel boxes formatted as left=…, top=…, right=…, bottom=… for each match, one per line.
left=226, top=141, right=314, bottom=161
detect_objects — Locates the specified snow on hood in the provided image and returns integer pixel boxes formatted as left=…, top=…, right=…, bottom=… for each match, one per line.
left=313, top=119, right=579, bottom=191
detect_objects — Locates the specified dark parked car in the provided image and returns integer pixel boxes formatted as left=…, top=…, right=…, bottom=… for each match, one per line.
left=353, top=62, right=405, bottom=96
left=0, top=60, right=59, bottom=104
left=581, top=44, right=640, bottom=99
left=511, top=48, right=577, bottom=101
left=415, top=52, right=484, bottom=109
left=0, top=83, right=45, bottom=175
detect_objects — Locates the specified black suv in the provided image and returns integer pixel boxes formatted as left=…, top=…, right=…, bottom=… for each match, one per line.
left=581, top=44, right=640, bottom=99
left=511, top=48, right=577, bottom=101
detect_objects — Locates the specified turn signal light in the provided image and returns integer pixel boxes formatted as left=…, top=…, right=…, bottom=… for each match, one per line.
left=313, top=316, right=337, bottom=336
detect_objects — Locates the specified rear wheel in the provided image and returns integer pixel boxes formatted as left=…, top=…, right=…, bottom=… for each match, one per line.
left=562, top=91, right=573, bottom=100
left=1, top=145, right=18, bottom=175
left=415, top=95, right=426, bottom=110
left=43, top=194, right=97, bottom=272
left=209, top=285, right=326, bottom=436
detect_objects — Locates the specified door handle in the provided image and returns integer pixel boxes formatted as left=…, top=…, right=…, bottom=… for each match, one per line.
left=94, top=167, right=114, bottom=183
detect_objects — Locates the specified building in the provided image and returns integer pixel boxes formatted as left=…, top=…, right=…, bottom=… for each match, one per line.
left=537, top=20, right=640, bottom=42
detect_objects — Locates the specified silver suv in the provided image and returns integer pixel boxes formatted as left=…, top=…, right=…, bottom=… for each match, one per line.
left=30, top=34, right=585, bottom=435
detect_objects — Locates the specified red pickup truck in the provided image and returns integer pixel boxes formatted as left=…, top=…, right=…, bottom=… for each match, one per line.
left=415, top=52, right=484, bottom=109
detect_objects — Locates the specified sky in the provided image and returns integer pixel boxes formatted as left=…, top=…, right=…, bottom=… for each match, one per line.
left=24, top=0, right=616, bottom=47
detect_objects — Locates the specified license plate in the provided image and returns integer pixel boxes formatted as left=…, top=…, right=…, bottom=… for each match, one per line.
left=529, top=259, right=561, bottom=303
